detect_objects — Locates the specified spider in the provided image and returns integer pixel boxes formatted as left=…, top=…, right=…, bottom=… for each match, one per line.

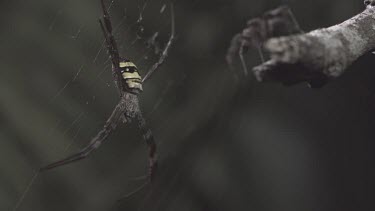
left=40, top=0, right=175, bottom=182
left=226, top=6, right=336, bottom=88
left=226, top=6, right=330, bottom=87
left=226, top=6, right=302, bottom=75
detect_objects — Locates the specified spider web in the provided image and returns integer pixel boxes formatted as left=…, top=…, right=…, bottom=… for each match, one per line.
left=7, top=1, right=374, bottom=211
left=11, top=0, right=176, bottom=210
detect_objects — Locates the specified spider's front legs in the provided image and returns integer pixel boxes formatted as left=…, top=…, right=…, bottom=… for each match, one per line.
left=226, top=18, right=267, bottom=75
left=226, top=33, right=248, bottom=75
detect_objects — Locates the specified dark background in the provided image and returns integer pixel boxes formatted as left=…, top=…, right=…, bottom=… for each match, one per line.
left=1, top=0, right=375, bottom=210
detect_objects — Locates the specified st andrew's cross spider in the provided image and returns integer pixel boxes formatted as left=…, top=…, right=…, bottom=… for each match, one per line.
left=40, top=0, right=175, bottom=182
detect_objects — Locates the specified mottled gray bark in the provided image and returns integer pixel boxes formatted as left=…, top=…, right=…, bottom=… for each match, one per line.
left=253, top=6, right=375, bottom=87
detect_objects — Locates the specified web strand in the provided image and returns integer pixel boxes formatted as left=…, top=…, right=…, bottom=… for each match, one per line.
left=12, top=171, right=39, bottom=211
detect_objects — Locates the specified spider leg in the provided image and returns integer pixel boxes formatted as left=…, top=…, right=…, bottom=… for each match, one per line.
left=40, top=145, right=95, bottom=171
left=40, top=98, right=127, bottom=172
left=142, top=3, right=175, bottom=83
left=263, top=6, right=303, bottom=38
left=99, top=0, right=121, bottom=68
left=227, top=18, right=267, bottom=75
left=117, top=182, right=149, bottom=201
left=238, top=40, right=267, bottom=76
left=99, top=0, right=125, bottom=95
left=284, top=6, right=303, bottom=33
left=136, top=112, right=157, bottom=182
left=226, top=33, right=243, bottom=72
left=239, top=40, right=250, bottom=76
left=258, top=45, right=266, bottom=61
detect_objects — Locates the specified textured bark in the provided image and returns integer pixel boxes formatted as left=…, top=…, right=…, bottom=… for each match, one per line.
left=253, top=6, right=375, bottom=87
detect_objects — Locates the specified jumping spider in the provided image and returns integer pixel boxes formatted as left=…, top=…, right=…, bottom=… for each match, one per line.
left=40, top=0, right=175, bottom=183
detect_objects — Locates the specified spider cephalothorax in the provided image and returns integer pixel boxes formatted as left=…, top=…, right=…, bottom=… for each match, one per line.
left=118, top=59, right=143, bottom=93
left=364, top=0, right=375, bottom=7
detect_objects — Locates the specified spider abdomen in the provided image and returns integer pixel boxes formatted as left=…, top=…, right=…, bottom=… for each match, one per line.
left=119, top=60, right=143, bottom=93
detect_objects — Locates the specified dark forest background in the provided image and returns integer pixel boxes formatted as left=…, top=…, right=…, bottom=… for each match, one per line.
left=1, top=0, right=375, bottom=210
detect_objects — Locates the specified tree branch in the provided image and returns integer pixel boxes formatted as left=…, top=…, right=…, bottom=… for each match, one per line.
left=253, top=6, right=375, bottom=87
